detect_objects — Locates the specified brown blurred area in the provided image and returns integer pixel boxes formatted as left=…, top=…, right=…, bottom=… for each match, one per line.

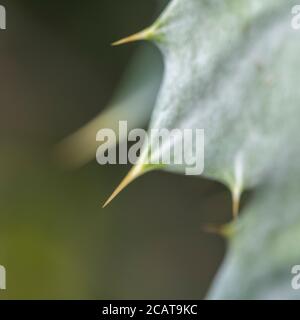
left=0, top=0, right=231, bottom=299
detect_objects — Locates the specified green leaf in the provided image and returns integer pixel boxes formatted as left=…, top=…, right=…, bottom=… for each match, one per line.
left=105, top=0, right=300, bottom=299
left=106, top=0, right=298, bottom=209
left=208, top=148, right=300, bottom=299
left=150, top=0, right=299, bottom=200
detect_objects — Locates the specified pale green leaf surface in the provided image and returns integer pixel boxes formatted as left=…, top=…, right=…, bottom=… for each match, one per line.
left=143, top=0, right=299, bottom=194
left=208, top=148, right=300, bottom=299
left=107, top=0, right=300, bottom=298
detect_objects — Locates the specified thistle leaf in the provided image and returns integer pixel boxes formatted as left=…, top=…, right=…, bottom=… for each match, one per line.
left=109, top=0, right=298, bottom=206
left=106, top=0, right=300, bottom=299
left=147, top=0, right=298, bottom=191
left=208, top=148, right=300, bottom=299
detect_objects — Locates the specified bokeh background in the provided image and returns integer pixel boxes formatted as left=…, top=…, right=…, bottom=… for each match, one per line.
left=0, top=0, right=233, bottom=299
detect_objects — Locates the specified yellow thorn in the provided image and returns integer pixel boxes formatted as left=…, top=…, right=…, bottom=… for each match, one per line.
left=112, top=26, right=156, bottom=46
left=202, top=223, right=233, bottom=238
left=231, top=154, right=244, bottom=219
left=232, top=187, right=241, bottom=220
left=102, top=163, right=145, bottom=208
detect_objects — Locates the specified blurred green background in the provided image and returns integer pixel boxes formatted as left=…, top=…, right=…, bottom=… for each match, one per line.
left=0, top=0, right=232, bottom=299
